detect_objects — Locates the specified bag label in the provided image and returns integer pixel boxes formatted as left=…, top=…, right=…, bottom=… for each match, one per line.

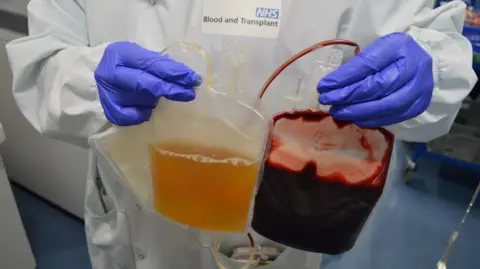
left=202, top=0, right=282, bottom=39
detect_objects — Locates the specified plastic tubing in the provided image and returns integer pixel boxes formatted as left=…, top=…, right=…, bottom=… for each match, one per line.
left=258, top=40, right=361, bottom=99
left=213, top=233, right=257, bottom=269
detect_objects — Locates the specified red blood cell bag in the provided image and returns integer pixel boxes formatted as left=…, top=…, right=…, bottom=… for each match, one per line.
left=251, top=40, right=395, bottom=255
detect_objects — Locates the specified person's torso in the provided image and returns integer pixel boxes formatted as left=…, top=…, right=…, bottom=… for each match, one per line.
left=83, top=0, right=352, bottom=111
left=81, top=0, right=436, bottom=48
left=80, top=0, right=433, bottom=110
left=83, top=0, right=349, bottom=48
left=83, top=1, right=435, bottom=268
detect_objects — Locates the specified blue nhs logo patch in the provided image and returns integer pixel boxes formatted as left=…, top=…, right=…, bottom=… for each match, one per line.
left=255, top=8, right=280, bottom=19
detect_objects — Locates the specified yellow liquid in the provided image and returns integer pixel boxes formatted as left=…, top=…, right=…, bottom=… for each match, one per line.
left=149, top=141, right=259, bottom=232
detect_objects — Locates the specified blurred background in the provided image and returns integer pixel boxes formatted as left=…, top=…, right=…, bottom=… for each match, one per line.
left=0, top=1, right=90, bottom=269
left=1, top=1, right=480, bottom=269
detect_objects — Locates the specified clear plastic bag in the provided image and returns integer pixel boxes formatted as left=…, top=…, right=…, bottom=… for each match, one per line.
left=148, top=42, right=270, bottom=233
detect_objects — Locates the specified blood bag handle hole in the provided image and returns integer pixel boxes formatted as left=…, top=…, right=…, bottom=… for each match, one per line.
left=257, top=40, right=361, bottom=99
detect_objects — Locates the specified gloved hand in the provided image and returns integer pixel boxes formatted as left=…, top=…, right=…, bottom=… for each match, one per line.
left=95, top=42, right=201, bottom=126
left=317, top=32, right=434, bottom=127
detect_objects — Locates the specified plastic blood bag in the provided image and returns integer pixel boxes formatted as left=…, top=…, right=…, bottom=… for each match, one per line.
left=252, top=110, right=394, bottom=254
left=251, top=40, right=395, bottom=254
left=149, top=42, right=269, bottom=232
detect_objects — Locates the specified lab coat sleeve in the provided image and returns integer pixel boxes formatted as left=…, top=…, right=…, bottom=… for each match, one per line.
left=388, top=1, right=478, bottom=142
left=6, top=0, right=109, bottom=148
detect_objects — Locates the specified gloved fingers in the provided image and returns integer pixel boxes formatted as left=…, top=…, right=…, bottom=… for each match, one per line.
left=108, top=42, right=201, bottom=87
left=112, top=67, right=195, bottom=101
left=328, top=78, right=422, bottom=121
left=317, top=33, right=407, bottom=92
left=161, top=83, right=196, bottom=102
left=121, top=46, right=200, bottom=87
left=141, top=56, right=202, bottom=87
left=319, top=58, right=409, bottom=105
left=100, top=86, right=158, bottom=107
left=100, top=95, right=153, bottom=126
left=110, top=106, right=153, bottom=126
left=354, top=90, right=433, bottom=127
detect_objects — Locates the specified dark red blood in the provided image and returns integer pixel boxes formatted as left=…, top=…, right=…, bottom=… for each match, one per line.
left=268, top=136, right=382, bottom=185
left=331, top=118, right=351, bottom=129
left=252, top=109, right=394, bottom=254
left=267, top=110, right=392, bottom=187
left=359, top=134, right=375, bottom=162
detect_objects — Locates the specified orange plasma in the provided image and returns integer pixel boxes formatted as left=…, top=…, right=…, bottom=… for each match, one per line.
left=149, top=141, right=259, bottom=232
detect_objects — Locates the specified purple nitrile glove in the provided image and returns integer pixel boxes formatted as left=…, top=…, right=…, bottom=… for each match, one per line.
left=95, top=42, right=201, bottom=126
left=318, top=32, right=434, bottom=127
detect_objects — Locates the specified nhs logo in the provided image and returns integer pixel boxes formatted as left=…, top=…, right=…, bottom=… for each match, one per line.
left=256, top=8, right=280, bottom=19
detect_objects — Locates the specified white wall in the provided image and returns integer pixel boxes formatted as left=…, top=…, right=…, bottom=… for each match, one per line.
left=0, top=27, right=88, bottom=218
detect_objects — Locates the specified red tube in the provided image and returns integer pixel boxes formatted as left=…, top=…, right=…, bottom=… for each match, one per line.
left=247, top=232, right=254, bottom=247
left=258, top=40, right=361, bottom=99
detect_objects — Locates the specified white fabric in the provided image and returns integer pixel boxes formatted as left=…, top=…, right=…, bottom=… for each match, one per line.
left=5, top=0, right=477, bottom=268
left=5, top=0, right=477, bottom=148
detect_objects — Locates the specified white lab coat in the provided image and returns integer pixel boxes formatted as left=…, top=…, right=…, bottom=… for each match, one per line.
left=5, top=0, right=477, bottom=268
